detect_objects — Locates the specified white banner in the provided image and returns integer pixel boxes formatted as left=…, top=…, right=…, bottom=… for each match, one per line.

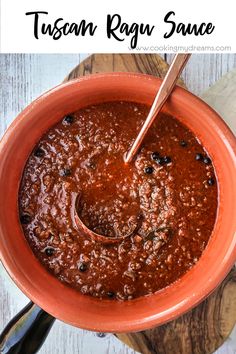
left=0, top=0, right=234, bottom=53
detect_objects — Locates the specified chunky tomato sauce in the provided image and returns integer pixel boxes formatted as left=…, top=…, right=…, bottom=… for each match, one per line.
left=19, top=101, right=217, bottom=300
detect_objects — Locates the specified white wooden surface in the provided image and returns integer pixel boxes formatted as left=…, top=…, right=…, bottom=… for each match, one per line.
left=0, top=54, right=236, bottom=354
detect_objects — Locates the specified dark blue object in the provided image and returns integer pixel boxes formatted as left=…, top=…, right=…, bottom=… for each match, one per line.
left=0, top=302, right=55, bottom=354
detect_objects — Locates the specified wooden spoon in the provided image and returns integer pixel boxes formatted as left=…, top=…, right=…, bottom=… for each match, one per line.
left=124, top=53, right=191, bottom=163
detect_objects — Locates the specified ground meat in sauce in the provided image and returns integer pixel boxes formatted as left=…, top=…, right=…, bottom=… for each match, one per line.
left=19, top=101, right=218, bottom=300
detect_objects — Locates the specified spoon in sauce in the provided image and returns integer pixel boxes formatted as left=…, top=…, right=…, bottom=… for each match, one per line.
left=124, top=53, right=191, bottom=163
left=73, top=54, right=191, bottom=243
left=72, top=193, right=141, bottom=244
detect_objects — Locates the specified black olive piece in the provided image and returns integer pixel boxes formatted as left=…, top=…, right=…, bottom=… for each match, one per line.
left=107, top=291, right=115, bottom=298
left=156, top=157, right=169, bottom=165
left=20, top=214, right=31, bottom=224
left=195, top=153, right=204, bottom=161
left=79, top=263, right=87, bottom=272
left=207, top=178, right=215, bottom=186
left=155, top=157, right=163, bottom=165
left=64, top=115, right=74, bottom=124
left=45, top=248, right=55, bottom=256
left=180, top=140, right=188, bottom=147
left=162, top=156, right=172, bottom=164
left=34, top=147, right=44, bottom=158
left=203, top=157, right=211, bottom=165
left=144, top=166, right=154, bottom=174
left=151, top=152, right=160, bottom=161
left=61, top=168, right=72, bottom=177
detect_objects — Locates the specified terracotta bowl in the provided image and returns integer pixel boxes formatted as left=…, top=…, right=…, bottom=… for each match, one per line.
left=0, top=73, right=236, bottom=333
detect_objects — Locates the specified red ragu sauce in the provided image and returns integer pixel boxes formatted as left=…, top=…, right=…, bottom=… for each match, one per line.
left=19, top=101, right=218, bottom=300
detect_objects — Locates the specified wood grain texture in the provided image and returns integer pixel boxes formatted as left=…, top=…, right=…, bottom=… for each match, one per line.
left=64, top=54, right=186, bottom=89
left=116, top=269, right=236, bottom=354
left=65, top=53, right=236, bottom=354
left=0, top=53, right=236, bottom=354
left=166, top=54, right=236, bottom=95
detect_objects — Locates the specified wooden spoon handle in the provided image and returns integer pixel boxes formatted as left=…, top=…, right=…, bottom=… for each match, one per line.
left=124, top=54, right=191, bottom=163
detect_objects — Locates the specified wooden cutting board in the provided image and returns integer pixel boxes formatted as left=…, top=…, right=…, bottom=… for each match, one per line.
left=64, top=54, right=236, bottom=354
